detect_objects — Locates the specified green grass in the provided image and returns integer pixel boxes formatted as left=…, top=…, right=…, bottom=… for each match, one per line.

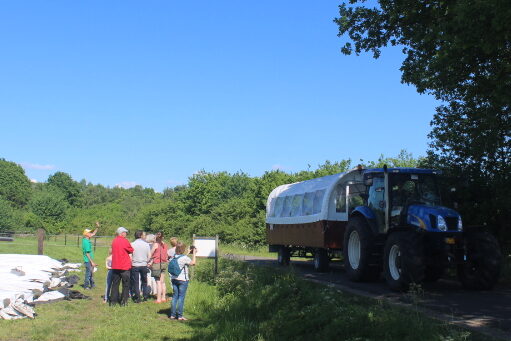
left=0, top=237, right=499, bottom=341
left=219, top=243, right=274, bottom=258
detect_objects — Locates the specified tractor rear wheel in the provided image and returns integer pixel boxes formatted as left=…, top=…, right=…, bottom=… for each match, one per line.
left=457, top=231, right=501, bottom=290
left=343, top=216, right=380, bottom=281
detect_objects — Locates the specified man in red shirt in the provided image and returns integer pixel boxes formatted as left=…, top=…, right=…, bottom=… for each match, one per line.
left=109, top=227, right=134, bottom=306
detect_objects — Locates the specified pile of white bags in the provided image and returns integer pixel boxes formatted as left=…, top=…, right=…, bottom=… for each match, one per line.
left=0, top=254, right=82, bottom=320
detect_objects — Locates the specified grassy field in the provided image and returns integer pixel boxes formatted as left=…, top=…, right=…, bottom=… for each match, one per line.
left=0, top=237, right=499, bottom=341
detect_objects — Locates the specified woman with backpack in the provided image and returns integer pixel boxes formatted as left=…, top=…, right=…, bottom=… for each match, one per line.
left=168, top=242, right=196, bottom=321
left=148, top=231, right=169, bottom=303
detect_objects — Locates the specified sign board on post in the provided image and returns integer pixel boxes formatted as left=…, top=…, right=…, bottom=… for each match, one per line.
left=192, top=234, right=219, bottom=274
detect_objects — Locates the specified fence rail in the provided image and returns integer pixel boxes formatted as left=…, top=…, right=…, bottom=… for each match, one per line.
left=0, top=231, right=116, bottom=252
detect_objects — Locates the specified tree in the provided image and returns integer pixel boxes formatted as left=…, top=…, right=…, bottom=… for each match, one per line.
left=0, top=159, right=32, bottom=207
left=29, top=188, right=68, bottom=224
left=335, top=1, right=510, bottom=239
left=0, top=197, right=19, bottom=231
left=47, top=172, right=82, bottom=206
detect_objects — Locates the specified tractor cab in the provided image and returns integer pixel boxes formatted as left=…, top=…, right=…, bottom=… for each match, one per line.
left=363, top=168, right=463, bottom=234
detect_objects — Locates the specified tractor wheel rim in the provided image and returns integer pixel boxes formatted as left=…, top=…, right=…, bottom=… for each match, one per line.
left=389, top=244, right=401, bottom=280
left=348, top=231, right=361, bottom=270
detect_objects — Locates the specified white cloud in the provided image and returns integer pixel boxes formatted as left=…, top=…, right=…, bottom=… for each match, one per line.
left=21, top=163, right=55, bottom=170
left=30, top=179, right=38, bottom=183
left=115, top=181, right=137, bottom=189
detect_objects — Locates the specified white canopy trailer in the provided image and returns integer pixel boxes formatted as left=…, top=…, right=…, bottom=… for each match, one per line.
left=265, top=169, right=367, bottom=269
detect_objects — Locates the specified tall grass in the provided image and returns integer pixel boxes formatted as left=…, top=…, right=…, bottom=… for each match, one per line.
left=190, top=260, right=492, bottom=341
left=0, top=239, right=495, bottom=341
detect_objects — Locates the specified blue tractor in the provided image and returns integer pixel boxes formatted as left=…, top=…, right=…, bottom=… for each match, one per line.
left=344, top=166, right=502, bottom=290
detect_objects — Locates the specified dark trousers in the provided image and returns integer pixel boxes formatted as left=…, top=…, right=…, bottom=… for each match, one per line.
left=109, top=269, right=130, bottom=306
left=130, top=266, right=150, bottom=301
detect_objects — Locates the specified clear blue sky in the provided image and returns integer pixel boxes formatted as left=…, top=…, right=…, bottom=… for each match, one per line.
left=0, top=1, right=438, bottom=191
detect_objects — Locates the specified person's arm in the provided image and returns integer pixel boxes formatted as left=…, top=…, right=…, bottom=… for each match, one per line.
left=90, top=221, right=100, bottom=237
left=189, top=248, right=197, bottom=266
left=125, top=239, right=134, bottom=254
left=86, top=252, right=96, bottom=267
left=147, top=246, right=152, bottom=264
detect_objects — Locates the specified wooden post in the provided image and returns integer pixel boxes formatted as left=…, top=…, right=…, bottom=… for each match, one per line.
left=215, top=234, right=219, bottom=275
left=64, top=234, right=67, bottom=246
left=37, top=228, right=45, bottom=255
left=77, top=236, right=80, bottom=247
left=94, top=237, right=97, bottom=251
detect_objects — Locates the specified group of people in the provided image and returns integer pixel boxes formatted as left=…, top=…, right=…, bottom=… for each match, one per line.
left=81, top=223, right=197, bottom=320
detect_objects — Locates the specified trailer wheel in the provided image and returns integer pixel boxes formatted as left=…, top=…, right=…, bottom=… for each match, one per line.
left=343, top=216, right=380, bottom=281
left=313, top=249, right=329, bottom=272
left=277, top=246, right=290, bottom=266
left=457, top=231, right=501, bottom=290
left=383, top=232, right=425, bottom=291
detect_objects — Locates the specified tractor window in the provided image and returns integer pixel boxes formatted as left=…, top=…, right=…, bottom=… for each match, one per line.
left=367, top=176, right=385, bottom=229
left=389, top=173, right=442, bottom=226
left=347, top=183, right=366, bottom=213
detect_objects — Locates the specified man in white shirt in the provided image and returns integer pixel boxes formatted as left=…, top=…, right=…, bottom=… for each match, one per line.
left=130, top=230, right=151, bottom=303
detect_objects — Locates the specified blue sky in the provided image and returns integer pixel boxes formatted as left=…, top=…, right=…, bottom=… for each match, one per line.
left=0, top=1, right=438, bottom=191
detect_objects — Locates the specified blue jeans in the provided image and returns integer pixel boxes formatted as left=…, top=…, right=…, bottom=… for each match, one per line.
left=171, top=279, right=189, bottom=318
left=84, top=262, right=95, bottom=289
left=104, top=269, right=113, bottom=302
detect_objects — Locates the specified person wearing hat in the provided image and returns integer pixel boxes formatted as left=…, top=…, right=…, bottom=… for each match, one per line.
left=110, top=226, right=134, bottom=306
left=82, top=221, right=100, bottom=289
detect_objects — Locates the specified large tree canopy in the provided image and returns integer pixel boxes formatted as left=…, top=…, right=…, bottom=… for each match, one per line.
left=0, top=158, right=32, bottom=207
left=334, top=0, right=510, bottom=171
left=335, top=0, right=511, bottom=237
left=47, top=172, right=82, bottom=206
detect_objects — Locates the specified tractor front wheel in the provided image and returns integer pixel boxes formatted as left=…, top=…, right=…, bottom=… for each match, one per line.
left=383, top=232, right=425, bottom=291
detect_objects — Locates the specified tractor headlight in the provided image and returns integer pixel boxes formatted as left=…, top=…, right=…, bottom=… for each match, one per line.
left=457, top=217, right=463, bottom=231
left=437, top=215, right=447, bottom=231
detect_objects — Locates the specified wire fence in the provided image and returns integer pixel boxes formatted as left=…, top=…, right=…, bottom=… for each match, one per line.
left=0, top=232, right=115, bottom=251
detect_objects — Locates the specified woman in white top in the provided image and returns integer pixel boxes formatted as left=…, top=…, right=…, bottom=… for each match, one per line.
left=169, top=242, right=196, bottom=321
left=103, top=248, right=113, bottom=303
left=145, top=234, right=158, bottom=296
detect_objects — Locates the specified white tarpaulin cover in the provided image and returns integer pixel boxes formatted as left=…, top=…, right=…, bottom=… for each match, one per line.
left=0, top=254, right=81, bottom=320
left=266, top=169, right=367, bottom=225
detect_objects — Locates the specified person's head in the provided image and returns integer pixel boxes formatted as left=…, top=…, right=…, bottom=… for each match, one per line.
left=116, top=226, right=128, bottom=238
left=155, top=231, right=164, bottom=244
left=134, top=230, right=145, bottom=240
left=175, top=242, right=187, bottom=255
left=82, top=229, right=92, bottom=238
left=145, top=234, right=155, bottom=243
left=169, top=237, right=178, bottom=247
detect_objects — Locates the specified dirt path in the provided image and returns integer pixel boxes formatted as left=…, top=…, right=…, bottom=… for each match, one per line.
left=228, top=254, right=511, bottom=341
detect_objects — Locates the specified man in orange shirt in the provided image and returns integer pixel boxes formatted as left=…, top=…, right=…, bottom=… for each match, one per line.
left=109, top=227, right=134, bottom=306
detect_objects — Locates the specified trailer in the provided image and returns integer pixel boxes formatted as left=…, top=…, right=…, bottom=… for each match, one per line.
left=266, top=166, right=502, bottom=291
